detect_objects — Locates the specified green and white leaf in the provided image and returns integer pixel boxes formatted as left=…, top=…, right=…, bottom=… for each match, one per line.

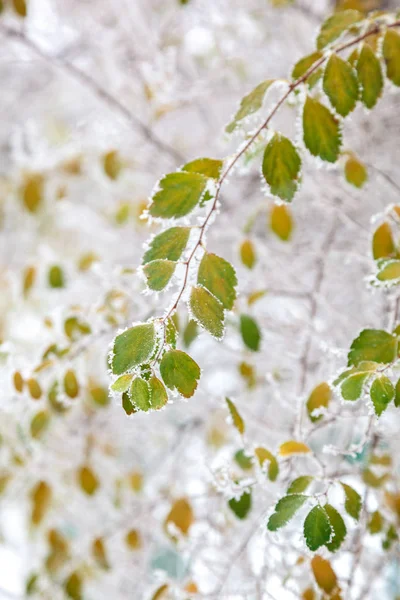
left=198, top=252, right=237, bottom=310
left=383, top=29, right=400, bottom=87
left=226, top=398, right=245, bottom=435
left=143, top=260, right=175, bottom=291
left=262, top=134, right=301, bottom=201
left=376, top=259, right=400, bottom=283
left=160, top=349, right=200, bottom=398
left=341, top=483, right=362, bottom=520
left=267, top=494, right=307, bottom=531
left=323, top=54, right=358, bottom=117
left=111, top=323, right=156, bottom=375
left=287, top=476, right=313, bottom=495
left=190, top=285, right=225, bottom=339
left=303, top=505, right=332, bottom=551
left=228, top=490, right=252, bottom=520
left=370, top=375, right=394, bottom=416
left=130, top=377, right=151, bottom=412
left=347, top=329, right=397, bottom=367
left=292, top=51, right=322, bottom=80
left=316, top=10, right=363, bottom=50
left=182, top=157, right=223, bottom=179
left=149, top=376, right=168, bottom=410
left=303, top=97, right=341, bottom=163
left=143, top=227, right=190, bottom=264
left=226, top=80, right=275, bottom=133
left=149, top=172, right=207, bottom=219
left=356, top=45, right=383, bottom=109
left=324, top=504, right=347, bottom=552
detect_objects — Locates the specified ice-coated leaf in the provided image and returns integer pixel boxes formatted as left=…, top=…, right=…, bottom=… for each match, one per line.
left=324, top=504, right=346, bottom=552
left=111, top=374, right=133, bottom=393
left=228, top=490, right=252, bottom=520
left=383, top=29, right=400, bottom=87
left=240, top=314, right=261, bottom=351
left=279, top=441, right=310, bottom=456
left=164, top=498, right=194, bottom=535
left=340, top=369, right=371, bottom=401
left=341, top=482, right=362, bottom=520
left=143, top=260, right=175, bottom=291
left=267, top=494, right=307, bottom=531
left=323, top=54, right=358, bottom=117
left=345, top=155, right=367, bottom=188
left=122, top=391, right=135, bottom=415
left=287, top=476, right=313, bottom=495
left=372, top=223, right=395, bottom=260
left=183, top=319, right=198, bottom=348
left=165, top=317, right=178, bottom=348
left=292, top=51, right=323, bottom=80
left=198, top=252, right=237, bottom=310
left=226, top=79, right=275, bottom=133
left=111, top=323, right=156, bottom=375
left=356, top=44, right=383, bottom=109
left=303, top=97, right=341, bottom=163
left=240, top=239, right=256, bottom=269
left=226, top=398, right=245, bottom=435
left=160, top=349, right=200, bottom=398
left=311, top=555, right=338, bottom=594
left=234, top=449, right=253, bottom=470
left=270, top=203, right=293, bottom=241
left=395, top=377, right=400, bottom=407
left=255, top=447, right=279, bottom=481
left=347, top=329, right=397, bottom=367
left=143, top=227, right=190, bottom=264
left=149, top=376, right=168, bottom=410
left=377, top=260, right=400, bottom=282
left=262, top=134, right=301, bottom=201
left=306, top=382, right=331, bottom=422
left=316, top=9, right=363, bottom=50
left=130, top=377, right=151, bottom=412
left=370, top=375, right=394, bottom=416
left=149, top=172, right=207, bottom=219
left=303, top=505, right=332, bottom=551
left=182, top=157, right=223, bottom=179
left=190, top=285, right=225, bottom=339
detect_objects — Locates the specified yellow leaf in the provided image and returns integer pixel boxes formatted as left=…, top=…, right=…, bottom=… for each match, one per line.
left=92, top=537, right=109, bottom=569
left=240, top=239, right=256, bottom=269
left=302, top=588, right=316, bottom=600
left=12, top=0, right=27, bottom=17
left=78, top=465, right=99, bottom=495
left=270, top=203, right=293, bottom=241
left=129, top=471, right=143, bottom=492
left=311, top=555, right=338, bottom=594
left=13, top=371, right=24, bottom=393
left=27, top=378, right=42, bottom=400
left=103, top=150, right=122, bottom=180
left=21, top=174, right=43, bottom=213
left=372, top=222, right=395, bottom=260
left=151, top=584, right=169, bottom=600
left=164, top=498, right=194, bottom=536
left=247, top=290, right=267, bottom=306
left=185, top=582, right=198, bottom=594
left=279, top=440, right=310, bottom=456
left=23, top=266, right=36, bottom=296
left=226, top=398, right=245, bottom=435
left=125, top=529, right=141, bottom=550
left=344, top=156, right=367, bottom=188
left=306, top=382, right=331, bottom=422
left=31, top=481, right=52, bottom=525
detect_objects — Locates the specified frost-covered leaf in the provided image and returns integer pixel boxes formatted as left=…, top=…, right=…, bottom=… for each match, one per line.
left=111, top=374, right=133, bottom=393
left=226, top=398, right=245, bottom=435
left=383, top=29, right=400, bottom=87
left=226, top=80, right=275, bottom=133
left=254, top=447, right=279, bottom=481
left=323, top=54, right=358, bottom=117
left=339, top=368, right=371, bottom=401
left=130, top=377, right=151, bottom=412
left=240, top=314, right=261, bottom=351
left=307, top=382, right=331, bottom=422
left=292, top=51, right=322, bottom=79
left=165, top=498, right=194, bottom=535
left=143, top=260, right=175, bottom=291
left=324, top=504, right=346, bottom=552
left=240, top=239, right=256, bottom=269
left=347, top=329, right=397, bottom=367
left=270, top=204, right=293, bottom=241
left=111, top=323, right=156, bottom=375
left=234, top=449, right=253, bottom=470
left=356, top=45, right=383, bottom=109
left=160, top=350, right=200, bottom=398
left=182, top=157, right=223, bottom=179
left=303, top=505, right=332, bottom=551
left=228, top=490, right=252, bottom=519
left=287, top=476, right=313, bottom=494
left=190, top=285, right=225, bottom=339
left=373, top=223, right=395, bottom=260
left=370, top=375, right=394, bottom=416
left=341, top=482, right=362, bottom=520
left=316, top=9, right=363, bottom=50
left=143, top=227, right=190, bottom=264
left=262, top=134, right=301, bottom=201
left=311, top=555, right=338, bottom=594
left=395, top=377, right=400, bottom=407
left=345, top=155, right=367, bottom=188
left=149, top=172, right=207, bottom=219
left=122, top=391, right=135, bottom=415
left=165, top=318, right=178, bottom=348
left=267, top=494, right=307, bottom=531
left=183, top=319, right=198, bottom=348
left=303, top=97, right=341, bottom=163
left=376, top=260, right=400, bottom=282
left=198, top=252, right=237, bottom=310
left=279, top=441, right=310, bottom=456
left=149, top=376, right=168, bottom=410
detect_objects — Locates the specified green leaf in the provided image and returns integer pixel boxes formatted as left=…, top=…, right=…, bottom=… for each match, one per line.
left=306, top=382, right=331, bottom=422
left=395, top=377, right=400, bottom=407
left=183, top=319, right=198, bottom=348
left=149, top=376, right=168, bottom=410
left=165, top=317, right=178, bottom=348
left=228, top=490, right=252, bottom=520
left=292, top=51, right=323, bottom=80
left=368, top=510, right=383, bottom=534
left=48, top=265, right=65, bottom=288
left=111, top=374, right=133, bottom=393
left=303, top=505, right=332, bottom=551
left=198, top=252, right=237, bottom=310
left=316, top=9, right=363, bottom=50
left=356, top=44, right=383, bottom=109
left=345, top=156, right=367, bottom=188
left=226, top=398, right=245, bottom=435
left=234, top=449, right=253, bottom=470
left=30, top=410, right=50, bottom=439
left=340, top=370, right=370, bottom=401
left=122, top=391, right=135, bottom=415
left=376, top=260, right=400, bottom=282
left=143, top=260, right=175, bottom=291
left=370, top=375, right=394, bottom=416
left=303, top=97, right=341, bottom=163
left=226, top=80, right=275, bottom=133
left=383, top=29, right=400, bottom=87
left=160, top=349, right=200, bottom=398
left=190, top=286, right=225, bottom=339
left=324, top=504, right=346, bottom=552
left=111, top=323, right=156, bottom=375
left=287, top=476, right=313, bottom=495
left=323, top=54, right=358, bottom=117
left=143, top=227, right=190, bottom=264
left=240, top=315, right=261, bottom=352
left=372, top=223, right=395, bottom=260
left=254, top=447, right=279, bottom=481
left=130, top=377, right=151, bottom=412
left=262, top=134, right=301, bottom=201
left=341, top=483, right=362, bottom=520
left=347, top=329, right=397, bottom=367
left=182, top=158, right=223, bottom=179
left=267, top=494, right=307, bottom=531
left=149, top=172, right=207, bottom=219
